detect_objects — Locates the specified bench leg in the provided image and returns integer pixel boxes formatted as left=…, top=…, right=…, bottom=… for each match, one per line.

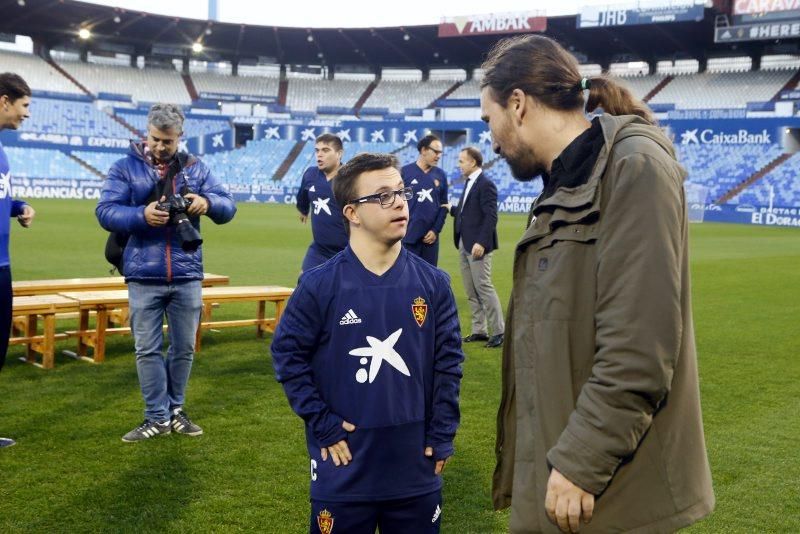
left=42, top=314, right=56, bottom=370
left=12, top=316, right=25, bottom=337
left=94, top=308, right=108, bottom=363
left=274, top=298, right=287, bottom=328
left=77, top=310, right=90, bottom=358
left=195, top=319, right=203, bottom=353
left=256, top=300, right=266, bottom=338
left=25, top=315, right=38, bottom=364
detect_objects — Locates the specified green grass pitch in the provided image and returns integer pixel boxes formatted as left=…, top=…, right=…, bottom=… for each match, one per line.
left=0, top=199, right=798, bottom=532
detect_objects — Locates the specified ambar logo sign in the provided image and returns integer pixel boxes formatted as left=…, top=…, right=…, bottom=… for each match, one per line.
left=438, top=12, right=546, bottom=37
left=680, top=128, right=772, bottom=145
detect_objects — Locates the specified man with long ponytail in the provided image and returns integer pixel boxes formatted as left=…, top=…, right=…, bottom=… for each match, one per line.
left=481, top=35, right=714, bottom=533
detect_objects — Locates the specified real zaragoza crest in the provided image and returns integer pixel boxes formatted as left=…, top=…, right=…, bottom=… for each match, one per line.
left=412, top=296, right=428, bottom=328
left=317, top=508, right=334, bottom=533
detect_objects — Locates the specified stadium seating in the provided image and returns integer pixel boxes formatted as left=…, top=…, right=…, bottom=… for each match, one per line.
left=4, top=147, right=99, bottom=181
left=58, top=60, right=191, bottom=105
left=202, top=139, right=297, bottom=184
left=364, top=80, right=457, bottom=112
left=71, top=151, right=127, bottom=174
left=1, top=44, right=797, bottom=212
left=192, top=71, right=280, bottom=98
left=616, top=75, right=667, bottom=101
left=25, top=98, right=132, bottom=138
left=285, top=77, right=371, bottom=112
left=279, top=142, right=316, bottom=187
left=677, top=143, right=785, bottom=201
left=649, top=70, right=794, bottom=109
left=446, top=79, right=480, bottom=100
left=0, top=50, right=83, bottom=95
left=115, top=111, right=232, bottom=137
left=732, top=153, right=800, bottom=207
left=279, top=141, right=405, bottom=189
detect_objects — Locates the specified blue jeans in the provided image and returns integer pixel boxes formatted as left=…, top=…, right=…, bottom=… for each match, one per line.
left=128, top=280, right=203, bottom=422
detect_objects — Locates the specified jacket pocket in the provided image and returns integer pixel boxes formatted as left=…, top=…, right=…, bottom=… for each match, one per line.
left=534, top=223, right=597, bottom=251
left=524, top=224, right=598, bottom=322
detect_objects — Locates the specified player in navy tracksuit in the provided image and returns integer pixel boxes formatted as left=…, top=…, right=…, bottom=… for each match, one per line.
left=401, top=134, right=448, bottom=267
left=272, top=153, right=464, bottom=533
left=0, top=73, right=36, bottom=449
left=296, top=133, right=348, bottom=272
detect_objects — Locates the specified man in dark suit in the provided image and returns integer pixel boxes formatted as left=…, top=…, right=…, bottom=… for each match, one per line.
left=446, top=146, right=504, bottom=348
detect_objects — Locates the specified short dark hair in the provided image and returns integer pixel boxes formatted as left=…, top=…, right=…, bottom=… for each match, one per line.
left=417, top=134, right=440, bottom=152
left=461, top=146, right=483, bottom=167
left=333, top=152, right=399, bottom=211
left=0, top=73, right=31, bottom=103
left=316, top=133, right=344, bottom=151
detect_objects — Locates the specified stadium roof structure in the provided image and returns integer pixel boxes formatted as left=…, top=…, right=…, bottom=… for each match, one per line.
left=0, top=0, right=796, bottom=71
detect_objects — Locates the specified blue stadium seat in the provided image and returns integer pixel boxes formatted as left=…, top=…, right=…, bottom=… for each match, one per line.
left=25, top=98, right=132, bottom=138
left=5, top=147, right=100, bottom=181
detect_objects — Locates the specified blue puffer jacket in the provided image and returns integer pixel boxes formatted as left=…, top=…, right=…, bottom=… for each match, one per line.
left=96, top=142, right=236, bottom=282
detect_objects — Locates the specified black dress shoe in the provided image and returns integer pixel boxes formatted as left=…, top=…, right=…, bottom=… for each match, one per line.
left=463, top=333, right=489, bottom=343
left=485, top=334, right=504, bottom=348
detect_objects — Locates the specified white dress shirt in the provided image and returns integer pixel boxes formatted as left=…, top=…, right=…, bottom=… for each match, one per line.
left=461, top=169, right=481, bottom=206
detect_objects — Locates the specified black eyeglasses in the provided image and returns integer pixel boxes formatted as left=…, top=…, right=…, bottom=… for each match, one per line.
left=348, top=187, right=413, bottom=208
left=427, top=147, right=443, bottom=155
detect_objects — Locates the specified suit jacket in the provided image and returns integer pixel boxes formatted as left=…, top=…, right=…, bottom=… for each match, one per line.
left=449, top=172, right=499, bottom=254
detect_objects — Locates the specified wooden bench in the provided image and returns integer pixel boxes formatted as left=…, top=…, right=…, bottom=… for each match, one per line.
left=10, top=295, right=81, bottom=369
left=58, top=290, right=129, bottom=365
left=59, top=286, right=293, bottom=364
left=194, top=286, right=294, bottom=350
left=13, top=273, right=230, bottom=296
left=11, top=273, right=230, bottom=334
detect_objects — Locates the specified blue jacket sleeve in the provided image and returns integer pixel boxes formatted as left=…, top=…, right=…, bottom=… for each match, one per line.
left=196, top=161, right=236, bottom=225
left=95, top=161, right=150, bottom=234
left=296, top=170, right=310, bottom=216
left=477, top=179, right=498, bottom=249
left=425, top=271, right=464, bottom=460
left=433, top=176, right=448, bottom=234
left=10, top=200, right=27, bottom=217
left=271, top=281, right=348, bottom=447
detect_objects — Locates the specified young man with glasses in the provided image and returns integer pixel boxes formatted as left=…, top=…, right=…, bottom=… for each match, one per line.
left=271, top=153, right=464, bottom=533
left=401, top=135, right=448, bottom=266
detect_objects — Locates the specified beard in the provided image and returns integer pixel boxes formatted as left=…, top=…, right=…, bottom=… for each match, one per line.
left=506, top=152, right=545, bottom=182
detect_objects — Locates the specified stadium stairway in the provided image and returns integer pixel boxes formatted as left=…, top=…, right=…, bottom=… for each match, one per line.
left=483, top=154, right=505, bottom=170
left=716, top=152, right=793, bottom=204
left=354, top=81, right=378, bottom=117
left=46, top=58, right=93, bottom=96
left=273, top=141, right=307, bottom=180
left=68, top=154, right=105, bottom=178
left=182, top=73, right=199, bottom=101
left=277, top=79, right=288, bottom=106
left=109, top=113, right=141, bottom=138
left=429, top=80, right=464, bottom=107
left=771, top=69, right=800, bottom=101
left=643, top=75, right=673, bottom=103
left=391, top=143, right=411, bottom=155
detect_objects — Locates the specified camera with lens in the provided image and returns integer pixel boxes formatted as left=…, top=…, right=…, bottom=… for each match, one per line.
left=156, top=193, right=203, bottom=252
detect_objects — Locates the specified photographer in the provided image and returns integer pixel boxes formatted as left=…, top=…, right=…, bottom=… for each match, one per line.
left=96, top=103, right=236, bottom=443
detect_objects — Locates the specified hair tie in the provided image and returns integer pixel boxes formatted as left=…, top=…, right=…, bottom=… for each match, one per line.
left=580, top=77, right=591, bottom=90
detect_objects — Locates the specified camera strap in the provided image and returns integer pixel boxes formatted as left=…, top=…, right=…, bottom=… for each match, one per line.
left=153, top=153, right=186, bottom=201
